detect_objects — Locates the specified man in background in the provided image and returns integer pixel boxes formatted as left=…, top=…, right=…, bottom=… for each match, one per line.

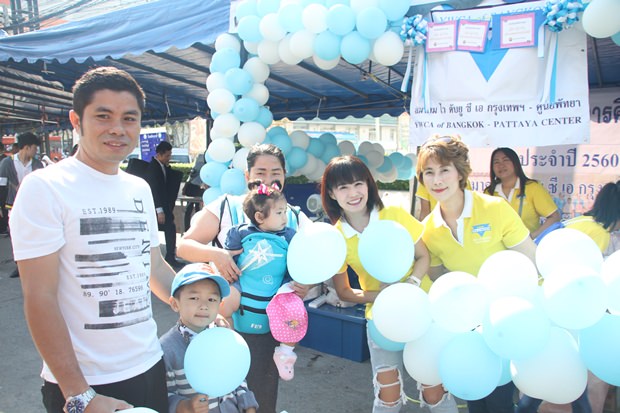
left=0, top=132, right=44, bottom=276
left=146, top=140, right=183, bottom=268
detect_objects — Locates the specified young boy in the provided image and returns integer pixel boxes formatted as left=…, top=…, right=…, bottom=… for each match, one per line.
left=160, top=263, right=259, bottom=413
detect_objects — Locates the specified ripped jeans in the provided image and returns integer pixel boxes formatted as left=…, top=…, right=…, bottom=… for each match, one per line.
left=367, top=325, right=407, bottom=412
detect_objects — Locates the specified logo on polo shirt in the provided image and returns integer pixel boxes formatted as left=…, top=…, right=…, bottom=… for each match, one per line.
left=471, top=223, right=492, bottom=243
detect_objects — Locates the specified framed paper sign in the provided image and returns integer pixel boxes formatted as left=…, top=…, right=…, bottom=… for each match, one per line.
left=457, top=20, right=489, bottom=52
left=426, top=21, right=458, bottom=52
left=499, top=12, right=536, bottom=48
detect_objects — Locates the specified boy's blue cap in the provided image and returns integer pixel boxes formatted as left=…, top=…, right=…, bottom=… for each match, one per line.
left=171, top=263, right=230, bottom=298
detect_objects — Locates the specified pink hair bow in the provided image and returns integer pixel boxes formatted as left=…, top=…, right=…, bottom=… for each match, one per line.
left=257, top=183, right=280, bottom=195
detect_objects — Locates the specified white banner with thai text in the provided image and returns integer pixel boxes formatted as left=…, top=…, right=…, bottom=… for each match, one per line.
left=409, top=1, right=590, bottom=148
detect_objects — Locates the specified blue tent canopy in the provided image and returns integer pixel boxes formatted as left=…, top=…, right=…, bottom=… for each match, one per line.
left=0, top=0, right=618, bottom=132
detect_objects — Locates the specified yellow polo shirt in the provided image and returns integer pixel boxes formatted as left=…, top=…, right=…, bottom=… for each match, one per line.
left=563, top=215, right=610, bottom=253
left=492, top=181, right=558, bottom=233
left=335, top=205, right=425, bottom=318
left=422, top=190, right=530, bottom=276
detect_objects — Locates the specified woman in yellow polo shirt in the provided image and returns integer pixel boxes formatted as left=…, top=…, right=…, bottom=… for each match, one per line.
left=484, top=147, right=560, bottom=239
left=320, top=155, right=441, bottom=413
left=417, top=135, right=537, bottom=413
left=563, top=180, right=620, bottom=256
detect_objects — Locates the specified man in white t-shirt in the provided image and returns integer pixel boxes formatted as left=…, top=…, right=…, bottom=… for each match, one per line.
left=9, top=67, right=175, bottom=413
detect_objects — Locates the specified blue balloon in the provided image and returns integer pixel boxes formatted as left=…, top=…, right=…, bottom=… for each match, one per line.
left=439, top=331, right=502, bottom=401
left=318, top=132, right=337, bottom=146
left=326, top=0, right=348, bottom=5
left=340, top=31, right=371, bottom=64
left=184, top=328, right=251, bottom=398
left=498, top=358, right=512, bottom=386
left=579, top=313, right=620, bottom=386
left=287, top=147, right=308, bottom=170
left=307, top=138, right=325, bottom=158
left=237, top=15, right=262, bottom=43
left=255, top=106, right=274, bottom=128
left=200, top=162, right=228, bottom=187
left=278, top=3, right=304, bottom=32
left=202, top=186, right=223, bottom=205
left=356, top=7, right=387, bottom=40
left=233, top=98, right=260, bottom=122
left=267, top=126, right=288, bottom=138
left=378, top=0, right=411, bottom=21
left=314, top=31, right=342, bottom=61
left=326, top=5, right=356, bottom=36
left=612, top=31, right=620, bottom=47
left=388, top=151, right=405, bottom=168
left=256, top=0, right=280, bottom=17
left=235, top=0, right=258, bottom=20
left=377, top=156, right=393, bottom=173
left=270, top=133, right=293, bottom=155
left=358, top=220, right=415, bottom=283
left=357, top=154, right=369, bottom=165
left=397, top=166, right=413, bottom=180
left=210, top=48, right=241, bottom=74
left=220, top=168, right=247, bottom=195
left=320, top=143, right=341, bottom=164
left=368, top=319, right=405, bottom=352
left=225, top=68, right=254, bottom=96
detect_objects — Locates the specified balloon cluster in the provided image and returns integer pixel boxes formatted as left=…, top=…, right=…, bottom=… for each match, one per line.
left=581, top=0, right=620, bottom=39
left=235, top=0, right=411, bottom=68
left=543, top=0, right=586, bottom=32
left=370, top=229, right=620, bottom=403
left=400, top=15, right=428, bottom=46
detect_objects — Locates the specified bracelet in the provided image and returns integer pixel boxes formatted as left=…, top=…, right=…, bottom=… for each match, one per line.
left=407, top=276, right=421, bottom=286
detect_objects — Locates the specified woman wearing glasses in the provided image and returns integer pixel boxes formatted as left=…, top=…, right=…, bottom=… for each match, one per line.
left=416, top=135, right=537, bottom=413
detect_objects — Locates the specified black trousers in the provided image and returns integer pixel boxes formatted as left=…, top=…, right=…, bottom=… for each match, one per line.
left=41, top=358, right=168, bottom=413
left=240, top=331, right=279, bottom=413
left=160, top=210, right=177, bottom=261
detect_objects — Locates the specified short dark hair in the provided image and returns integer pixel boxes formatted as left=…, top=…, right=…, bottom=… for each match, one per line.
left=320, top=155, right=383, bottom=224
left=155, top=141, right=172, bottom=154
left=247, top=144, right=286, bottom=173
left=243, top=180, right=287, bottom=227
left=16, top=132, right=40, bottom=149
left=585, top=180, right=620, bottom=231
left=72, top=66, right=145, bottom=119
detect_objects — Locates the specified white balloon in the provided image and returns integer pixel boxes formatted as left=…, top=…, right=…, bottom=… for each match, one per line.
left=511, top=327, right=588, bottom=404
left=206, top=72, right=227, bottom=92
left=478, top=250, right=539, bottom=300
left=278, top=35, right=304, bottom=65
left=244, top=41, right=259, bottom=54
left=373, top=31, right=404, bottom=66
left=582, top=0, right=620, bottom=38
left=232, top=147, right=250, bottom=170
left=298, top=153, right=318, bottom=176
left=338, top=140, right=356, bottom=156
left=289, top=130, right=310, bottom=149
left=259, top=13, right=287, bottom=42
left=237, top=122, right=266, bottom=148
left=215, top=33, right=241, bottom=52
left=307, top=159, right=326, bottom=182
left=207, top=88, right=236, bottom=114
left=357, top=140, right=374, bottom=155
left=243, top=57, right=270, bottom=83
left=302, top=4, right=328, bottom=33
left=602, top=250, right=620, bottom=314
left=371, top=142, right=385, bottom=155
left=364, top=150, right=384, bottom=168
left=243, top=83, right=269, bottom=106
left=212, top=113, right=241, bottom=138
left=207, top=139, right=236, bottom=163
left=373, top=283, right=432, bottom=342
left=377, top=165, right=398, bottom=183
left=403, top=323, right=457, bottom=386
left=312, top=54, right=340, bottom=70
left=428, top=271, right=489, bottom=333
left=536, top=228, right=604, bottom=280
left=290, top=29, right=316, bottom=59
left=257, top=40, right=281, bottom=65
left=210, top=127, right=235, bottom=140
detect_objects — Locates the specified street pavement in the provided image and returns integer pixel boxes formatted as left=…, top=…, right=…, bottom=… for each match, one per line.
left=0, top=232, right=471, bottom=413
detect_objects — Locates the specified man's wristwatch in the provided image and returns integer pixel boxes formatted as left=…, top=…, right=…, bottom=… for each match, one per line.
left=64, top=387, right=96, bottom=413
